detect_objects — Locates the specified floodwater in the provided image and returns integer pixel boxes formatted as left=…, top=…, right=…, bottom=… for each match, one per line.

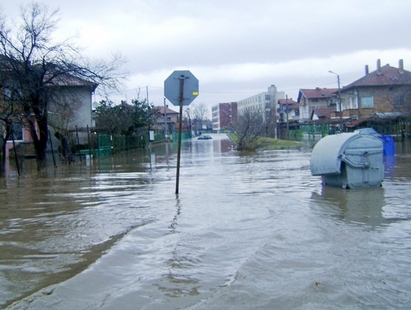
left=1, top=134, right=411, bottom=309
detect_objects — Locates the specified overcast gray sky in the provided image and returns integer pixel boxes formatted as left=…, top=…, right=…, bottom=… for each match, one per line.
left=4, top=0, right=411, bottom=110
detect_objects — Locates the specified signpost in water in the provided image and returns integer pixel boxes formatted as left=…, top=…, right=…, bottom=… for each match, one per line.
left=164, top=70, right=199, bottom=194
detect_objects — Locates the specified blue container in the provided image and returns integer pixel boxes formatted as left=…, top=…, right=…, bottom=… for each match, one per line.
left=381, top=135, right=395, bottom=156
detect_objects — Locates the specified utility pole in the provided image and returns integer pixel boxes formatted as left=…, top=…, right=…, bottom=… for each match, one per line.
left=329, top=71, right=343, bottom=131
left=286, top=94, right=289, bottom=139
left=163, top=98, right=168, bottom=141
left=268, top=85, right=277, bottom=139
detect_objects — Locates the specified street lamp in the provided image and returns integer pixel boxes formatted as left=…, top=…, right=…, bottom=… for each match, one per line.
left=329, top=70, right=343, bottom=131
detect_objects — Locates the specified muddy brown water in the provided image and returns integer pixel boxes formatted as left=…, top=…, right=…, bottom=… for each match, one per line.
left=1, top=134, right=411, bottom=309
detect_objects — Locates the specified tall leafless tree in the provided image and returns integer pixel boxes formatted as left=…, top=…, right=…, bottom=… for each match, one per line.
left=231, top=108, right=266, bottom=151
left=191, top=102, right=209, bottom=132
left=0, top=94, right=23, bottom=176
left=183, top=107, right=192, bottom=134
left=0, top=2, right=126, bottom=170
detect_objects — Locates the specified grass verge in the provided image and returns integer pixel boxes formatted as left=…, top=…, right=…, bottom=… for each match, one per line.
left=227, top=133, right=300, bottom=150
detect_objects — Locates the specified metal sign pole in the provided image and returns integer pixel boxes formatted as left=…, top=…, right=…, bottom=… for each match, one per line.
left=175, top=75, right=185, bottom=194
left=164, top=70, right=198, bottom=194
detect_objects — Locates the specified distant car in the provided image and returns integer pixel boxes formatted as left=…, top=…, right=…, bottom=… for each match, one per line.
left=197, top=135, right=212, bottom=140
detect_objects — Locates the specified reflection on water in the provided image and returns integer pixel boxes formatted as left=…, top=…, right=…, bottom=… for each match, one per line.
left=384, top=155, right=396, bottom=178
left=312, top=186, right=386, bottom=226
left=1, top=135, right=411, bottom=309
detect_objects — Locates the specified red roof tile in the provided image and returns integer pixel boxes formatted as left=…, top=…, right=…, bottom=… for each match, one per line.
left=313, top=107, right=336, bottom=118
left=278, top=98, right=299, bottom=109
left=343, top=64, right=411, bottom=90
left=299, top=88, right=338, bottom=99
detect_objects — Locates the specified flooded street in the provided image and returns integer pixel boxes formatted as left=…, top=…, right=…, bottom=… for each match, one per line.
left=1, top=133, right=411, bottom=309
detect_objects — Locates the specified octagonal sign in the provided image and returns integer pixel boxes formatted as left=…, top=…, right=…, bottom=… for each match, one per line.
left=164, top=70, right=199, bottom=106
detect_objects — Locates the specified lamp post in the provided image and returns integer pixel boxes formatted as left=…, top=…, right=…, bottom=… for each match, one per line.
left=329, top=70, right=343, bottom=131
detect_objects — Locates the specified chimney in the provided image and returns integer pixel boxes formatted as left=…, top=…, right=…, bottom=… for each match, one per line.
left=365, top=65, right=369, bottom=75
left=377, top=59, right=381, bottom=75
left=399, top=59, right=404, bottom=74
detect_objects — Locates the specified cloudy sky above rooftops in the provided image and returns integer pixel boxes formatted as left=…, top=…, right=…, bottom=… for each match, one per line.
left=3, top=0, right=411, bottom=111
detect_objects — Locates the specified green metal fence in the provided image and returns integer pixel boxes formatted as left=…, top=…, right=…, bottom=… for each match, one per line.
left=300, top=124, right=330, bottom=136
left=76, top=131, right=193, bottom=159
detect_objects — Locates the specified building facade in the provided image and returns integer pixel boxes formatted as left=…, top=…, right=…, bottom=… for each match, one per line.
left=278, top=98, right=299, bottom=123
left=339, top=59, right=411, bottom=130
left=238, top=85, right=284, bottom=121
left=211, top=102, right=237, bottom=131
left=236, top=85, right=285, bottom=137
left=154, top=106, right=179, bottom=137
left=3, top=76, right=97, bottom=157
left=297, top=87, right=338, bottom=122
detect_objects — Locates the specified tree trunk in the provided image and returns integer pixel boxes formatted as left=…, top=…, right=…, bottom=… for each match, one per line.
left=27, top=113, right=48, bottom=171
left=0, top=137, right=5, bottom=177
left=0, top=124, right=14, bottom=177
left=35, top=116, right=49, bottom=170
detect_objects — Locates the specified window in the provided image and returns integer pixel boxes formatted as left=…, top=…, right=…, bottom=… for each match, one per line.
left=394, top=94, right=405, bottom=107
left=349, top=97, right=358, bottom=109
left=361, top=96, right=374, bottom=108
left=6, top=122, right=24, bottom=141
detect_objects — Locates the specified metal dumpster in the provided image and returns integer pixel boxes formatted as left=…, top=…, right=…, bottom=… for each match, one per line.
left=310, top=133, right=384, bottom=189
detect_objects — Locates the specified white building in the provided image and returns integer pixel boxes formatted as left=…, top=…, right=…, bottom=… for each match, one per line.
left=238, top=85, right=284, bottom=120
left=237, top=85, right=285, bottom=136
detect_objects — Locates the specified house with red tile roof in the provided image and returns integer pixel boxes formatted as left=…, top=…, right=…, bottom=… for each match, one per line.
left=297, top=87, right=338, bottom=122
left=278, top=98, right=299, bottom=123
left=340, top=59, right=411, bottom=130
left=155, top=105, right=179, bottom=136
left=311, top=106, right=336, bottom=121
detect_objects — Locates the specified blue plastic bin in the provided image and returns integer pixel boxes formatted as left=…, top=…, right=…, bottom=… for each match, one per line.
left=381, top=135, right=395, bottom=156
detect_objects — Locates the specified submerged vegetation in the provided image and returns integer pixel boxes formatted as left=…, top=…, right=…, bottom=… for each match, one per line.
left=227, top=133, right=300, bottom=151
left=255, top=136, right=301, bottom=150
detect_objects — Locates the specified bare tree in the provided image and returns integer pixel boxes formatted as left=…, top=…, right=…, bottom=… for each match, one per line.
left=48, top=91, right=87, bottom=163
left=191, top=102, right=209, bottom=133
left=183, top=107, right=192, bottom=133
left=0, top=3, right=125, bottom=170
left=231, top=108, right=266, bottom=151
left=48, top=91, right=84, bottom=134
left=0, top=96, right=22, bottom=176
left=192, top=102, right=209, bottom=120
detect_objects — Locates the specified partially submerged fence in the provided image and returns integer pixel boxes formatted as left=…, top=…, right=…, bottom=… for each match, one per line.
left=284, top=122, right=411, bottom=141
left=68, top=127, right=193, bottom=161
